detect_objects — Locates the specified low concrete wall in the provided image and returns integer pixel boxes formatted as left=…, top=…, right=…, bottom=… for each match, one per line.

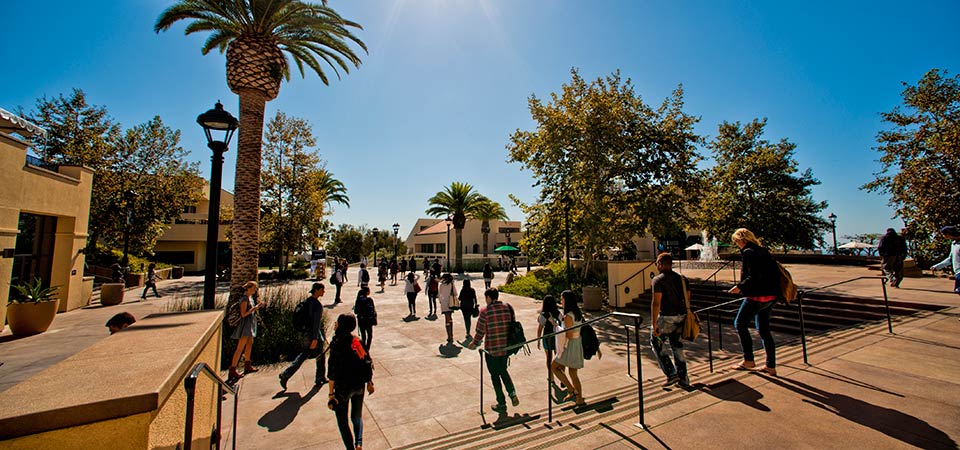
left=0, top=310, right=223, bottom=449
left=607, top=261, right=657, bottom=308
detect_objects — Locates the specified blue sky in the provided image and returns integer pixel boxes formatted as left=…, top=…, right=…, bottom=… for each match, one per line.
left=1, top=1, right=957, bottom=244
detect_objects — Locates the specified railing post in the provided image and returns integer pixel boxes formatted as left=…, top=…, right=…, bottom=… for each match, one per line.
left=215, top=383, right=223, bottom=450
left=634, top=315, right=645, bottom=429
left=548, top=350, right=554, bottom=422
left=625, top=325, right=631, bottom=377
left=232, top=383, right=238, bottom=450
left=881, top=278, right=893, bottom=334
left=479, top=352, right=485, bottom=416
left=183, top=376, right=197, bottom=450
left=798, top=291, right=808, bottom=365
left=707, top=310, right=714, bottom=373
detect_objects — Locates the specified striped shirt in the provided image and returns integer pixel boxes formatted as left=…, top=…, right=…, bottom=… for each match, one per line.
left=472, top=301, right=513, bottom=357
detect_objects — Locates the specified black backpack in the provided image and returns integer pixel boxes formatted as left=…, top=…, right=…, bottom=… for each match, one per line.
left=292, top=299, right=311, bottom=333
left=329, top=269, right=338, bottom=285
left=506, top=304, right=530, bottom=356
left=581, top=323, right=600, bottom=360
left=361, top=269, right=370, bottom=283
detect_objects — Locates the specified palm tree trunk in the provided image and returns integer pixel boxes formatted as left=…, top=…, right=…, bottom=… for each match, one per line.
left=230, top=88, right=267, bottom=291
left=482, top=231, right=489, bottom=257
left=455, top=227, right=464, bottom=273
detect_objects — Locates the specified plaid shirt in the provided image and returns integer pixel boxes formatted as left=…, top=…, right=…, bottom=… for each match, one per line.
left=472, top=301, right=513, bottom=357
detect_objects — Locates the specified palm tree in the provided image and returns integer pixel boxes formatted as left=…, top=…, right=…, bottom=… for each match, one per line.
left=472, top=198, right=508, bottom=257
left=426, top=182, right=485, bottom=273
left=155, top=0, right=366, bottom=291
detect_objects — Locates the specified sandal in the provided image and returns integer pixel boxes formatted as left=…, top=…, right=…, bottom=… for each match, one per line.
left=730, top=363, right=756, bottom=371
left=759, top=366, right=778, bottom=376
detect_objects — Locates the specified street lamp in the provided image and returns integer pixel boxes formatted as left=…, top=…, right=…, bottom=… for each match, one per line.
left=121, top=189, right=139, bottom=269
left=372, top=227, right=379, bottom=264
left=198, top=101, right=238, bottom=310
left=828, top=213, right=838, bottom=256
left=392, top=223, right=400, bottom=259
left=445, top=214, right=453, bottom=272
left=564, top=198, right=571, bottom=289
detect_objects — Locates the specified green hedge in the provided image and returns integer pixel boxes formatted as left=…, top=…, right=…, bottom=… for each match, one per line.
left=499, top=261, right=605, bottom=301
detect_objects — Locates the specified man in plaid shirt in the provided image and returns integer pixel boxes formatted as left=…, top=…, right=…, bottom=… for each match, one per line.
left=467, top=289, right=519, bottom=413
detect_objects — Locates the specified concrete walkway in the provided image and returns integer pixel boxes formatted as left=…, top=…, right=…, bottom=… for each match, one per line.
left=2, top=264, right=959, bottom=449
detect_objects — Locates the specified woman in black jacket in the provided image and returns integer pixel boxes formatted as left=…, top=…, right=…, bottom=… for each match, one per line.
left=727, top=228, right=780, bottom=376
left=328, top=313, right=374, bottom=450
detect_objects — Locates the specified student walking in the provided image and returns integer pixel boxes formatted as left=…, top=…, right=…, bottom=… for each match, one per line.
left=279, top=283, right=327, bottom=389
left=332, top=264, right=345, bottom=304
left=467, top=289, right=519, bottom=413
left=229, top=281, right=262, bottom=383
left=327, top=313, right=375, bottom=450
left=404, top=272, right=421, bottom=318
left=728, top=228, right=779, bottom=376
left=931, top=226, right=960, bottom=295
left=390, top=259, right=399, bottom=286
left=426, top=274, right=440, bottom=318
left=650, top=253, right=691, bottom=387
left=409, top=256, right=417, bottom=274
left=141, top=263, right=161, bottom=299
left=358, top=263, right=370, bottom=291
left=536, top=295, right=561, bottom=371
left=878, top=228, right=908, bottom=288
left=482, top=263, right=494, bottom=289
left=458, top=279, right=478, bottom=343
left=552, top=290, right=587, bottom=406
left=354, top=286, right=377, bottom=351
left=377, top=260, right=388, bottom=293
left=438, top=273, right=458, bottom=345
left=400, top=258, right=408, bottom=275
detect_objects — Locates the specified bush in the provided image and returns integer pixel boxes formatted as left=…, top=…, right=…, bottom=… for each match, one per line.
left=163, top=284, right=330, bottom=369
left=500, top=261, right=606, bottom=301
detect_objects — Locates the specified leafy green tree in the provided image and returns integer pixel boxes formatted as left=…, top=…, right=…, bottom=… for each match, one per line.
left=863, top=69, right=959, bottom=266
left=697, top=119, right=828, bottom=250
left=426, top=182, right=485, bottom=273
left=327, top=224, right=364, bottom=263
left=20, top=91, right=201, bottom=257
left=472, top=197, right=508, bottom=257
left=156, top=0, right=366, bottom=290
left=508, top=69, right=702, bottom=271
left=260, top=111, right=348, bottom=267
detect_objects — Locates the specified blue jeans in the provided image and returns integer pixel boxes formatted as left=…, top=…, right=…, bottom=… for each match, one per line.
left=280, top=337, right=325, bottom=383
left=734, top=298, right=777, bottom=368
left=650, top=315, right=687, bottom=383
left=485, top=353, right=515, bottom=406
left=954, top=272, right=960, bottom=294
left=334, top=387, right=364, bottom=450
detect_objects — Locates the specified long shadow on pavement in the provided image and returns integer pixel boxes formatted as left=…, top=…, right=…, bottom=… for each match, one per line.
left=257, top=384, right=322, bottom=432
left=701, top=378, right=771, bottom=411
left=765, top=375, right=957, bottom=449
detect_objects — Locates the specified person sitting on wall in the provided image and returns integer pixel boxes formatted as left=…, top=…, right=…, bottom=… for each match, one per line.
left=106, top=312, right=136, bottom=334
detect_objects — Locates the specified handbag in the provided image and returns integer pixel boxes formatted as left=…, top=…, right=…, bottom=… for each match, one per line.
left=680, top=276, right=701, bottom=341
left=413, top=282, right=422, bottom=294
left=448, top=285, right=460, bottom=310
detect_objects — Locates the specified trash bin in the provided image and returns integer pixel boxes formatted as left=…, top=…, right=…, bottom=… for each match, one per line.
left=100, top=283, right=125, bottom=306
left=582, top=286, right=603, bottom=311
left=172, top=266, right=184, bottom=279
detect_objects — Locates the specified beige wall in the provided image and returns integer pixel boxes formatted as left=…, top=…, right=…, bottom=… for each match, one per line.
left=154, top=183, right=232, bottom=272
left=607, top=260, right=658, bottom=308
left=1, top=133, right=93, bottom=327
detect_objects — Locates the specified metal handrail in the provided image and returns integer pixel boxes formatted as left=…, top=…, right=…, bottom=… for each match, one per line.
left=477, top=311, right=645, bottom=428
left=183, top=362, right=239, bottom=450
left=613, top=261, right=657, bottom=307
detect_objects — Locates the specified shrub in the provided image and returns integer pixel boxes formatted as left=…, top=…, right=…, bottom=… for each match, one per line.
left=500, top=261, right=605, bottom=301
left=164, top=284, right=330, bottom=369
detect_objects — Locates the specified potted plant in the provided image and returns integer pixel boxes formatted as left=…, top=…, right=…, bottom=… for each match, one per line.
left=6, top=279, right=60, bottom=336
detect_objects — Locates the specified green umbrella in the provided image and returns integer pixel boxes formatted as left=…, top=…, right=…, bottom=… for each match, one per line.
left=494, top=245, right=520, bottom=252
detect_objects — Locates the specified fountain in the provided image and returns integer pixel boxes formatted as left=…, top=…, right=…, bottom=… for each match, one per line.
left=699, top=230, right=719, bottom=262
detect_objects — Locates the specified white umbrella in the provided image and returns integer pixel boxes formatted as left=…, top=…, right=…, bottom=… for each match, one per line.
left=838, top=241, right=875, bottom=249
left=685, top=243, right=705, bottom=251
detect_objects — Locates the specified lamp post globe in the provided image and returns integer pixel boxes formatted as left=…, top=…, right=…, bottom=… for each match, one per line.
left=197, top=101, right=238, bottom=310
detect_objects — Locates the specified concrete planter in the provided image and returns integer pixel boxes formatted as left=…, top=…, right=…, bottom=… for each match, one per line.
left=172, top=267, right=184, bottom=279
left=100, top=283, right=125, bottom=306
left=6, top=300, right=60, bottom=336
left=582, top=286, right=604, bottom=311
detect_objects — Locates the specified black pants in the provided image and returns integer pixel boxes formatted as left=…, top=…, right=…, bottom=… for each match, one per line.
left=334, top=388, right=365, bottom=450
left=485, top=353, right=515, bottom=406
left=406, top=292, right=417, bottom=315
left=335, top=283, right=342, bottom=302
left=358, top=325, right=373, bottom=350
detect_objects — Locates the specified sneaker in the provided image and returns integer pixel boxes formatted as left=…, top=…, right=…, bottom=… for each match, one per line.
left=661, top=376, right=679, bottom=388
left=678, top=377, right=691, bottom=388
left=491, top=403, right=507, bottom=413
left=510, top=394, right=520, bottom=407
left=279, top=374, right=288, bottom=390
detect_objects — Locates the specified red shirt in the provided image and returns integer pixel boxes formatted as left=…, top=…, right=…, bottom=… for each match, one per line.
left=472, top=301, right=513, bottom=357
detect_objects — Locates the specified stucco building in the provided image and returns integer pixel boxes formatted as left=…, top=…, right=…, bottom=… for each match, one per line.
left=404, top=218, right=524, bottom=258
left=1, top=108, right=94, bottom=325
left=153, top=182, right=233, bottom=273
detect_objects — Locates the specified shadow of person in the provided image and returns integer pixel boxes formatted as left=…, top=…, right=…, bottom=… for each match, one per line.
left=765, top=375, right=957, bottom=449
left=702, top=378, right=770, bottom=411
left=257, top=384, right=322, bottom=432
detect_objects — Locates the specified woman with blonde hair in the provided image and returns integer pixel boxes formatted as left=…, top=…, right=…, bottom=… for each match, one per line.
left=229, top=280, right=262, bottom=382
left=727, top=228, right=780, bottom=376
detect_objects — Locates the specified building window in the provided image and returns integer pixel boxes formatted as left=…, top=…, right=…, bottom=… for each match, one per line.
left=420, top=244, right=434, bottom=254
left=183, top=205, right=197, bottom=214
left=436, top=244, right=445, bottom=254
left=156, top=251, right=195, bottom=265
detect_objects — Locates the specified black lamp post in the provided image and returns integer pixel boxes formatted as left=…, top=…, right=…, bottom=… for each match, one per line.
left=121, top=189, right=139, bottom=269
left=372, top=227, right=379, bottom=265
left=392, top=223, right=400, bottom=259
left=828, top=213, right=838, bottom=256
left=563, top=193, right=571, bottom=290
left=198, top=101, right=238, bottom=310
left=445, top=214, right=453, bottom=272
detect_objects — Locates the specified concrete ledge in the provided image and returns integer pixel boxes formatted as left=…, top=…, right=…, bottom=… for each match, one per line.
left=0, top=310, right=223, bottom=440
